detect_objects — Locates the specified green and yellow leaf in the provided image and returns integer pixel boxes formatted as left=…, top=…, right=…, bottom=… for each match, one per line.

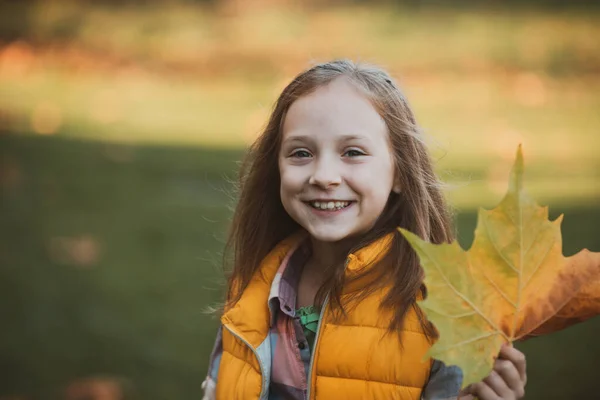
left=399, top=145, right=600, bottom=388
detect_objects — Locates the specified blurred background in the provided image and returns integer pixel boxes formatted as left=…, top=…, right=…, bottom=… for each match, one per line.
left=0, top=0, right=598, bottom=399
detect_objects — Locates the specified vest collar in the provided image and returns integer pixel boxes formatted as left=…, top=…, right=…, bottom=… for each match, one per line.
left=221, top=230, right=397, bottom=347
left=346, top=232, right=395, bottom=273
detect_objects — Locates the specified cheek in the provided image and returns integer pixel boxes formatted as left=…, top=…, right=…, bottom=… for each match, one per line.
left=279, top=166, right=305, bottom=192
left=349, top=164, right=394, bottom=200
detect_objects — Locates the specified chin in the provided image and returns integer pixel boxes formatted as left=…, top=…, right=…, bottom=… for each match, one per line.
left=306, top=227, right=353, bottom=243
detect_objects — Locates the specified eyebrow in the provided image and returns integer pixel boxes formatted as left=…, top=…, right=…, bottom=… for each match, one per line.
left=282, top=134, right=369, bottom=145
left=282, top=135, right=313, bottom=145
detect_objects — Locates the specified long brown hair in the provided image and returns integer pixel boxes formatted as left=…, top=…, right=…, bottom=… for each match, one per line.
left=224, top=59, right=454, bottom=341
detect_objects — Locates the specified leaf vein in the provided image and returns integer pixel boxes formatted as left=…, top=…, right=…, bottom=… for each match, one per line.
left=434, top=332, right=498, bottom=354
left=482, top=269, right=517, bottom=309
left=418, top=246, right=509, bottom=342
left=522, top=232, right=556, bottom=288
left=482, top=216, right=520, bottom=274
left=465, top=250, right=517, bottom=309
left=426, top=309, right=477, bottom=319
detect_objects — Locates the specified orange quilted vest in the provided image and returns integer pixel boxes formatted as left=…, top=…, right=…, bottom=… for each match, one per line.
left=217, top=233, right=433, bottom=399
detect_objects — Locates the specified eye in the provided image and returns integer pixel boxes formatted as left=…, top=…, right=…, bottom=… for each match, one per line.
left=290, top=149, right=312, bottom=158
left=343, top=149, right=366, bottom=157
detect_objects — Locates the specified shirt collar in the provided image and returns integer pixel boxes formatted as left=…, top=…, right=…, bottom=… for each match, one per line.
left=268, top=235, right=311, bottom=323
left=265, top=230, right=396, bottom=324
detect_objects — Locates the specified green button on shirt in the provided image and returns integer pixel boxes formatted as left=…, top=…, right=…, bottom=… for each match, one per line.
left=296, top=305, right=320, bottom=351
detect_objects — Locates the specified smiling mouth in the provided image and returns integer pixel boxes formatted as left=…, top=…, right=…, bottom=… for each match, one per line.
left=306, top=200, right=353, bottom=211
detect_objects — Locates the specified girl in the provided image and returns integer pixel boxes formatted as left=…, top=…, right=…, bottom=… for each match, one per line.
left=202, top=60, right=527, bottom=400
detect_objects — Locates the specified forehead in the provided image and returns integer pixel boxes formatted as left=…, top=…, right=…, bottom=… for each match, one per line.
left=282, top=77, right=388, bottom=143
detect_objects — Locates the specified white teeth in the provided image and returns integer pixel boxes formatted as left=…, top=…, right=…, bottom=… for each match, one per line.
left=309, top=201, right=350, bottom=210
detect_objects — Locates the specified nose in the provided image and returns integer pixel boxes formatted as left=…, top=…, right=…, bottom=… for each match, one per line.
left=308, top=156, right=342, bottom=189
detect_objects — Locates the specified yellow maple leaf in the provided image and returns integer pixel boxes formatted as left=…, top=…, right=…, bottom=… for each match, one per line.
left=399, top=145, right=600, bottom=388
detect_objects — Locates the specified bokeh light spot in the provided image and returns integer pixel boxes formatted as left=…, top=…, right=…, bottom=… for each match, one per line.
left=31, top=102, right=62, bottom=135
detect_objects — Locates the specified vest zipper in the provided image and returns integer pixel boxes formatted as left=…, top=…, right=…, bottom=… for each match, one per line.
left=305, top=294, right=329, bottom=400
left=306, top=256, right=352, bottom=399
left=223, top=323, right=268, bottom=400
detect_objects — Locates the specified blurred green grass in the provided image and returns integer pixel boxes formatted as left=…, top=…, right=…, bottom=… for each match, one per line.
left=1, top=134, right=239, bottom=399
left=1, top=133, right=599, bottom=399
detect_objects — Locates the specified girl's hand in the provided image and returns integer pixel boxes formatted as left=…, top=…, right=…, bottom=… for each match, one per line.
left=458, top=343, right=527, bottom=400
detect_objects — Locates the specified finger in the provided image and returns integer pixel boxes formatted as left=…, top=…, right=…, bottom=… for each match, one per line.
left=499, top=344, right=527, bottom=384
left=458, top=384, right=476, bottom=399
left=469, top=381, right=501, bottom=400
left=458, top=384, right=472, bottom=396
left=484, top=369, right=512, bottom=398
left=494, top=359, right=525, bottom=398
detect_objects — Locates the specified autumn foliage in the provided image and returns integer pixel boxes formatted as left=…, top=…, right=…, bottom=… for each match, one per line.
left=400, top=146, right=600, bottom=388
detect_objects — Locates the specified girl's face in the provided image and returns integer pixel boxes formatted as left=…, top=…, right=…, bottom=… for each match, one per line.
left=278, top=77, right=399, bottom=244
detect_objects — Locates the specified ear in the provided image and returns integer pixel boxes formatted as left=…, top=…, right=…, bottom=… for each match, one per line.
left=392, top=178, right=402, bottom=194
